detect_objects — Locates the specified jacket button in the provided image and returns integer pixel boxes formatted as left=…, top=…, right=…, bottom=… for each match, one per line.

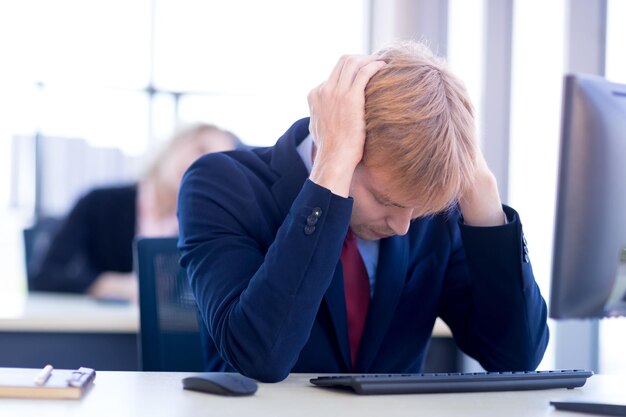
left=304, top=224, right=316, bottom=235
left=306, top=214, right=318, bottom=226
left=312, top=207, right=322, bottom=217
left=524, top=254, right=530, bottom=263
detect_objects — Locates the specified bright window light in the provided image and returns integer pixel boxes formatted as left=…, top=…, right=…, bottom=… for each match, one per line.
left=509, top=0, right=566, bottom=370
left=155, top=0, right=369, bottom=146
left=599, top=0, right=626, bottom=375
left=0, top=0, right=369, bottom=292
left=447, top=0, right=485, bottom=141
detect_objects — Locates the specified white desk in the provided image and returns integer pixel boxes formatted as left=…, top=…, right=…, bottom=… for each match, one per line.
left=0, top=292, right=138, bottom=333
left=0, top=292, right=452, bottom=371
left=0, top=293, right=139, bottom=370
left=0, top=292, right=451, bottom=336
left=0, top=372, right=622, bottom=417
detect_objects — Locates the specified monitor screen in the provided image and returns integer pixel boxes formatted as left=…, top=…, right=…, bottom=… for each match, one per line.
left=550, top=74, right=626, bottom=319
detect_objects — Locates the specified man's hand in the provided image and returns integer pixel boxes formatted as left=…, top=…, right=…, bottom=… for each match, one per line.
left=308, top=55, right=386, bottom=197
left=459, top=152, right=506, bottom=227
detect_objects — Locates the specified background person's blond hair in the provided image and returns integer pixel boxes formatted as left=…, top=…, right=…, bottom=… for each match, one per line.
left=364, top=40, right=478, bottom=216
left=141, top=124, right=240, bottom=220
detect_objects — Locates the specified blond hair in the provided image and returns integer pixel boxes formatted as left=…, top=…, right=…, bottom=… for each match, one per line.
left=142, top=123, right=239, bottom=217
left=363, top=41, right=478, bottom=215
left=144, top=124, right=237, bottom=182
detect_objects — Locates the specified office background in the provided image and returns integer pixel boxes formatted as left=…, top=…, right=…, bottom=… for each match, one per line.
left=0, top=0, right=625, bottom=373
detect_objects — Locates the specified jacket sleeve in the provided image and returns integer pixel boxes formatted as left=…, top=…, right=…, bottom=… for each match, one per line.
left=177, top=154, right=352, bottom=382
left=437, top=205, right=549, bottom=371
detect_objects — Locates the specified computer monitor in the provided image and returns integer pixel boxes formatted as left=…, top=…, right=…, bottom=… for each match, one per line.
left=550, top=74, right=626, bottom=319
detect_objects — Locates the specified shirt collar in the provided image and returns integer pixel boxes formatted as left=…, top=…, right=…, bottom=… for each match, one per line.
left=296, top=133, right=314, bottom=174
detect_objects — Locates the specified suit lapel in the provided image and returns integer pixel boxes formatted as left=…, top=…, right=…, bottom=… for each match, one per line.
left=265, top=119, right=412, bottom=371
left=268, top=118, right=311, bottom=218
left=356, top=235, right=409, bottom=371
left=323, top=264, right=352, bottom=370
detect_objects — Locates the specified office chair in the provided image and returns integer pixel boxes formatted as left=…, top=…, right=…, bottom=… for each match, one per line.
left=23, top=216, right=62, bottom=289
left=135, top=237, right=205, bottom=371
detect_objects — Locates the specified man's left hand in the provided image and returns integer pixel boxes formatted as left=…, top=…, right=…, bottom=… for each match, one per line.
left=459, top=152, right=506, bottom=227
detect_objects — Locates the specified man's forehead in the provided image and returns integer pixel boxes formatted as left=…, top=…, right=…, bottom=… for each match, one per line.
left=364, top=163, right=456, bottom=214
left=372, top=186, right=423, bottom=210
left=365, top=166, right=421, bottom=208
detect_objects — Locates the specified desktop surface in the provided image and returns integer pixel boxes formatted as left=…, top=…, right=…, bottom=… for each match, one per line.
left=0, top=292, right=139, bottom=370
left=0, top=292, right=138, bottom=333
left=0, top=292, right=454, bottom=372
left=0, top=372, right=622, bottom=417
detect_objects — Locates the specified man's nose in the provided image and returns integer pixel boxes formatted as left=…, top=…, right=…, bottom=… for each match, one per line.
left=386, top=208, right=413, bottom=236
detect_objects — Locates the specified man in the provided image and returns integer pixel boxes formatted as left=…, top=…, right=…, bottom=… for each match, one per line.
left=177, top=41, right=549, bottom=382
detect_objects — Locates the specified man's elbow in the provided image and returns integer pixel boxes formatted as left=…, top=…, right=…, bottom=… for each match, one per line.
left=527, top=326, right=550, bottom=370
left=219, top=341, right=294, bottom=383
left=241, top=365, right=290, bottom=383
left=507, top=327, right=550, bottom=371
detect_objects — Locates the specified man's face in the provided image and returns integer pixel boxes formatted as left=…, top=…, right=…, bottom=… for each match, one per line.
left=349, top=163, right=426, bottom=240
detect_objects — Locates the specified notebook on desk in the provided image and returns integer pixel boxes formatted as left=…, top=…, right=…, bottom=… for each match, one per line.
left=0, top=366, right=96, bottom=399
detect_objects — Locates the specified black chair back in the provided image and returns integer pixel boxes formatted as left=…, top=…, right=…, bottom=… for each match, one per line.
left=23, top=217, right=62, bottom=289
left=135, top=237, right=204, bottom=371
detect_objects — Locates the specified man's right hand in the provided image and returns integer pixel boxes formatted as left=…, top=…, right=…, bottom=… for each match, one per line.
left=307, top=55, right=386, bottom=197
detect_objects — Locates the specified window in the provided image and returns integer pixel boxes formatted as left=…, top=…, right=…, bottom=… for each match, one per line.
left=154, top=0, right=369, bottom=145
left=605, top=0, right=626, bottom=84
left=599, top=0, right=626, bottom=375
left=509, top=0, right=566, bottom=369
left=0, top=0, right=369, bottom=293
left=447, top=0, right=485, bottom=140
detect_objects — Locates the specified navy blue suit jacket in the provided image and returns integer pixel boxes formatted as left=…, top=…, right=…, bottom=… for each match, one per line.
left=178, top=118, right=549, bottom=382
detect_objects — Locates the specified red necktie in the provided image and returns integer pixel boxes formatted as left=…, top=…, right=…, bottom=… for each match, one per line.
left=341, top=229, right=371, bottom=368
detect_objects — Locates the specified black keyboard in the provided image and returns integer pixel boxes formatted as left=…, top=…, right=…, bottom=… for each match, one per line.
left=310, top=369, right=593, bottom=395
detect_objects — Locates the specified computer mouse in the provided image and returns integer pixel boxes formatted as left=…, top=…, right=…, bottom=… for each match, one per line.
left=182, top=372, right=258, bottom=396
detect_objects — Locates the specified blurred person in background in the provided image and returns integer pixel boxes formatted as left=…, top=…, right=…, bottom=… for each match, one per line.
left=29, top=124, right=241, bottom=302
